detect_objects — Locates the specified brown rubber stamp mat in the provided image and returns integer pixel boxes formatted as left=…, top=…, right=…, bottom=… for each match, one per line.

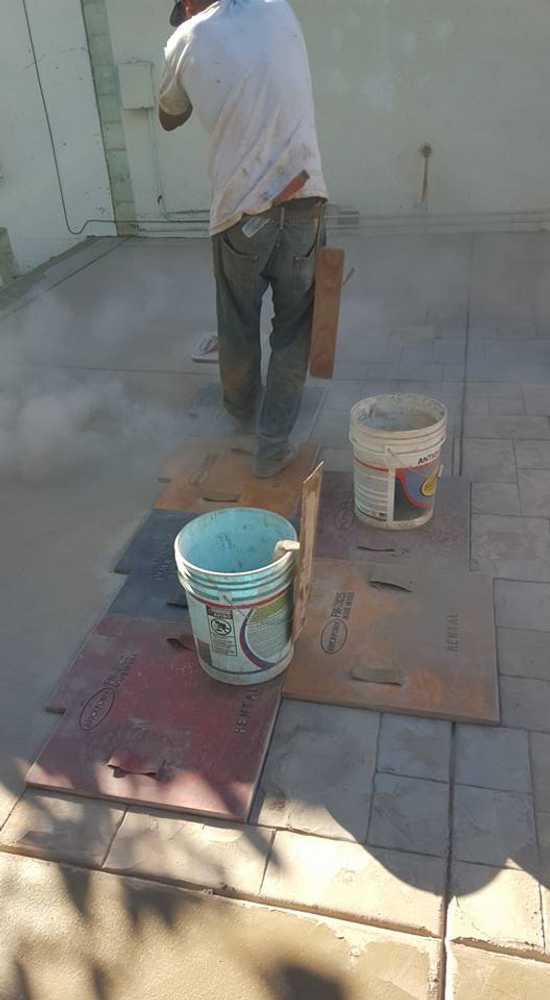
left=284, top=559, right=499, bottom=724
left=316, top=472, right=470, bottom=567
left=155, top=441, right=319, bottom=517
left=30, top=617, right=282, bottom=821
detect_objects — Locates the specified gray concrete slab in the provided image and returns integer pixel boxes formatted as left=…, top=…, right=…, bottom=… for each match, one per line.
left=397, top=363, right=444, bottom=381
left=472, top=483, right=521, bottom=515
left=497, top=628, right=550, bottom=681
left=433, top=341, right=466, bottom=364
left=464, top=416, right=550, bottom=440
left=501, top=677, right=550, bottom=732
left=105, top=810, right=273, bottom=896
left=448, top=861, right=544, bottom=956
left=389, top=326, right=438, bottom=345
left=252, top=702, right=379, bottom=842
left=523, top=385, right=550, bottom=415
left=518, top=469, right=550, bottom=516
left=440, top=366, right=466, bottom=385
left=452, top=785, right=537, bottom=870
left=368, top=775, right=450, bottom=857
left=462, top=439, right=517, bottom=482
left=537, top=811, right=550, bottom=882
left=447, top=944, right=550, bottom=1000
left=466, top=382, right=524, bottom=399
left=464, top=397, right=489, bottom=417
left=516, top=441, right=550, bottom=468
left=470, top=513, right=550, bottom=580
left=312, top=412, right=353, bottom=448
left=0, top=239, right=124, bottom=320
left=261, top=831, right=446, bottom=937
left=495, top=581, right=550, bottom=631
left=467, top=361, right=550, bottom=383
left=469, top=235, right=543, bottom=329
left=340, top=233, right=471, bottom=328
left=377, top=715, right=452, bottom=783
left=488, top=398, right=526, bottom=415
left=318, top=447, right=352, bottom=471
left=542, top=884, right=550, bottom=956
left=441, top=362, right=466, bottom=381
left=530, top=734, right=550, bottom=812
left=0, top=239, right=217, bottom=374
left=455, top=726, right=531, bottom=793
left=0, top=790, right=124, bottom=866
left=322, top=380, right=366, bottom=410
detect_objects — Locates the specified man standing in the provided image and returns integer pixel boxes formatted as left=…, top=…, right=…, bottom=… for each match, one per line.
left=159, top=0, right=327, bottom=477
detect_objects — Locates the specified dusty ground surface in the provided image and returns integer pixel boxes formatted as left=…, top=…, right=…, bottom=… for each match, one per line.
left=1, top=232, right=550, bottom=999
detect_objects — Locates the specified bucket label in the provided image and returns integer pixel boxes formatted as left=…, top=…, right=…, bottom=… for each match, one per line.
left=188, top=587, right=293, bottom=676
left=241, top=591, right=292, bottom=669
left=207, top=607, right=237, bottom=656
left=394, top=458, right=440, bottom=521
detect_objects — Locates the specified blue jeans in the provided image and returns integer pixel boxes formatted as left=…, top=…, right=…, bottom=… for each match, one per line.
left=212, top=202, right=325, bottom=461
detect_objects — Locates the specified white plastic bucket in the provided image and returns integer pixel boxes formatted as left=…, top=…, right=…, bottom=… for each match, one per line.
left=174, top=508, right=298, bottom=685
left=349, top=394, right=447, bottom=530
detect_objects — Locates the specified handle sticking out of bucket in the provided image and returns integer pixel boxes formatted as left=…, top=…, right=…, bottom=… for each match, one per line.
left=273, top=539, right=301, bottom=561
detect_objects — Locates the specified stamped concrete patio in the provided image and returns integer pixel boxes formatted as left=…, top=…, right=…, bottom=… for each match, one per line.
left=1, top=230, right=550, bottom=999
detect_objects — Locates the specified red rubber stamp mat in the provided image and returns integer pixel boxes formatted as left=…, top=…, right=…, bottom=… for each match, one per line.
left=284, top=559, right=499, bottom=724
left=316, top=472, right=470, bottom=567
left=30, top=617, right=282, bottom=821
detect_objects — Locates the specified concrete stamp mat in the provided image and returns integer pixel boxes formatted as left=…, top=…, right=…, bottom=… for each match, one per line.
left=316, top=472, right=470, bottom=566
left=284, top=559, right=499, bottom=723
left=46, top=590, right=189, bottom=713
left=156, top=441, right=319, bottom=517
left=47, top=615, right=195, bottom=714
left=29, top=617, right=282, bottom=821
left=114, top=508, right=298, bottom=580
left=106, top=570, right=190, bottom=623
left=114, top=511, right=197, bottom=575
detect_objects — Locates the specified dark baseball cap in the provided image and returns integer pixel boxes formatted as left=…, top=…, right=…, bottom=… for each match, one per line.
left=169, top=1, right=186, bottom=27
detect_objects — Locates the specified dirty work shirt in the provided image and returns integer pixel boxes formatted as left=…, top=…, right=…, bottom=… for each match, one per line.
left=159, top=0, right=327, bottom=235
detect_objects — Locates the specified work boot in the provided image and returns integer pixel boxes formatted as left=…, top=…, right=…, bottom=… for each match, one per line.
left=255, top=444, right=297, bottom=479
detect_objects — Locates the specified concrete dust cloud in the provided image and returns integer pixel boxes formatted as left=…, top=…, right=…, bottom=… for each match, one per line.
left=0, top=280, right=186, bottom=484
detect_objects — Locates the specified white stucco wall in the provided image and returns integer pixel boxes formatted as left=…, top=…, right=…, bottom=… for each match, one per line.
left=307, top=0, right=550, bottom=218
left=105, top=0, right=550, bottom=227
left=0, top=0, right=114, bottom=274
left=106, top=0, right=210, bottom=226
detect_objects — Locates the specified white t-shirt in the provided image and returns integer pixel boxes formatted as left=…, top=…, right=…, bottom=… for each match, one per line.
left=159, top=0, right=327, bottom=235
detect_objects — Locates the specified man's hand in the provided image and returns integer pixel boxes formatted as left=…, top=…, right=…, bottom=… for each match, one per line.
left=159, top=105, right=192, bottom=131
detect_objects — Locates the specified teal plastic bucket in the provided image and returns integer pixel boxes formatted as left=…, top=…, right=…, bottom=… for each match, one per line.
left=174, top=508, right=298, bottom=685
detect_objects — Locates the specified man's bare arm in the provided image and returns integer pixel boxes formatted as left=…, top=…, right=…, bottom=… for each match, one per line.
left=159, top=104, right=192, bottom=132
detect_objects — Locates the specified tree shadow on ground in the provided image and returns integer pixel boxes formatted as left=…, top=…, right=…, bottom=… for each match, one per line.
left=263, top=963, right=349, bottom=1000
left=0, top=856, right=369, bottom=1000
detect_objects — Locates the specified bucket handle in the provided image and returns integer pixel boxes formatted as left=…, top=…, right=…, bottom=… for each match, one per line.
left=273, top=539, right=301, bottom=561
left=384, top=445, right=405, bottom=467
